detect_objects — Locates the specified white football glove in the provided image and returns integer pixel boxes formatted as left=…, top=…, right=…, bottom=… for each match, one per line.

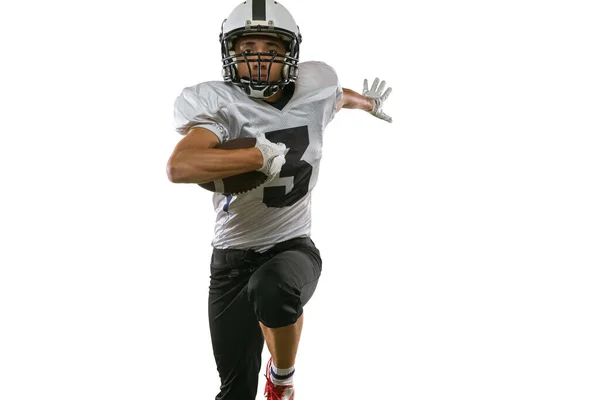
left=254, top=134, right=288, bottom=178
left=363, top=77, right=393, bottom=123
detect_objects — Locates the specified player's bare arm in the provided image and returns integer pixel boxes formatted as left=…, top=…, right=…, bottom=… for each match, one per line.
left=167, top=128, right=263, bottom=184
left=337, top=87, right=374, bottom=111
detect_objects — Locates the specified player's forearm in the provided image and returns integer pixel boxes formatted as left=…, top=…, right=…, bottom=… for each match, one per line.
left=341, top=88, right=374, bottom=111
left=167, top=148, right=263, bottom=184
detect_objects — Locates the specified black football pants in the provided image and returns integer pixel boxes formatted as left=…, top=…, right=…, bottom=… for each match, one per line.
left=208, top=236, right=322, bottom=400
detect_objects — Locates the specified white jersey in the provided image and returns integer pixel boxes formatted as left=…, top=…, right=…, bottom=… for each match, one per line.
left=173, top=61, right=342, bottom=251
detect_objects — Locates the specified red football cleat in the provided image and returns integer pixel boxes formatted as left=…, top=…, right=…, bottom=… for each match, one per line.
left=264, top=357, right=295, bottom=400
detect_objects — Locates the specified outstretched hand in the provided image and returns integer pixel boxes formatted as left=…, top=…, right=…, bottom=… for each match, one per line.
left=363, top=78, right=393, bottom=123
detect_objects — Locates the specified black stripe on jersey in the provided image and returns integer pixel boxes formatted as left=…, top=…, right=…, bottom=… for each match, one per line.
left=252, top=0, right=266, bottom=20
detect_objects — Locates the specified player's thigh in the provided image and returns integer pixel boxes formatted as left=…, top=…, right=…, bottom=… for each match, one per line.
left=251, top=243, right=322, bottom=306
left=208, top=251, right=264, bottom=354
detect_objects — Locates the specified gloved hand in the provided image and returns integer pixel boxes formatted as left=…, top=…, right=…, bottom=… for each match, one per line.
left=363, top=77, right=393, bottom=123
left=254, top=134, right=288, bottom=178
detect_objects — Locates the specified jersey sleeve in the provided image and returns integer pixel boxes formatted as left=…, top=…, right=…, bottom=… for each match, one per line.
left=332, top=70, right=343, bottom=119
left=309, top=61, right=343, bottom=126
left=173, top=84, right=229, bottom=142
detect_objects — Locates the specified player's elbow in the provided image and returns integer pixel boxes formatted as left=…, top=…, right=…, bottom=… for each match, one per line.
left=166, top=155, right=211, bottom=184
left=166, top=156, right=188, bottom=183
left=166, top=161, right=180, bottom=183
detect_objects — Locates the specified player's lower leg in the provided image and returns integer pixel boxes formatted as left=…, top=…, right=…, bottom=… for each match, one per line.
left=260, top=313, right=304, bottom=385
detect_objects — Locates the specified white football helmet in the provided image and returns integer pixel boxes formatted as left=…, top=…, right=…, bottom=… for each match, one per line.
left=220, top=0, right=302, bottom=99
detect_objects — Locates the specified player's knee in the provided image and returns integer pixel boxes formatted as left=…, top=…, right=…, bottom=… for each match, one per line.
left=247, top=270, right=301, bottom=324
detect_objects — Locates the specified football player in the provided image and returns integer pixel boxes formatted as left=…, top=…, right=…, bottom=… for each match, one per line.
left=167, top=1, right=392, bottom=399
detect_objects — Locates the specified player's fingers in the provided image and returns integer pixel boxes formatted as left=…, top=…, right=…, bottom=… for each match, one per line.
left=269, top=155, right=286, bottom=175
left=381, top=111, right=392, bottom=123
left=371, top=77, right=379, bottom=92
left=363, top=79, right=369, bottom=94
left=382, top=87, right=392, bottom=101
left=275, top=142, right=286, bottom=151
left=378, top=80, right=386, bottom=94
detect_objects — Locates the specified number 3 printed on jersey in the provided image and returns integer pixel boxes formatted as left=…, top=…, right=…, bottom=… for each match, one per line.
left=263, top=125, right=311, bottom=208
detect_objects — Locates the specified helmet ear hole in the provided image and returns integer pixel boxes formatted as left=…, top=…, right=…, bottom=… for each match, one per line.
left=289, top=66, right=298, bottom=80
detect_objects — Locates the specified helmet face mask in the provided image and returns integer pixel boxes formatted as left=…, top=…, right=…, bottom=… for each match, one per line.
left=219, top=0, right=302, bottom=99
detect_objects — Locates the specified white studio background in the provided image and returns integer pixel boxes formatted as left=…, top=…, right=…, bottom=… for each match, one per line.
left=0, top=0, right=598, bottom=399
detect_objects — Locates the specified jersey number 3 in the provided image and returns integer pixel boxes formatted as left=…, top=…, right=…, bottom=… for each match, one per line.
left=263, top=125, right=312, bottom=208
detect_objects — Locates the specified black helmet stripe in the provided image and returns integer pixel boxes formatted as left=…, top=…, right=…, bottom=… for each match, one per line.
left=252, top=0, right=266, bottom=21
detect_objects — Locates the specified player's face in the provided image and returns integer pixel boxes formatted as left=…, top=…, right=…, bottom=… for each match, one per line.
left=234, top=36, right=287, bottom=82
